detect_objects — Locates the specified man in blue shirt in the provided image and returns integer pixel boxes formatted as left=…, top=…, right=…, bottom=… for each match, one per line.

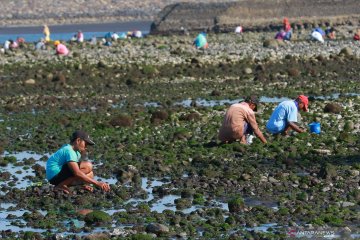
left=46, top=130, right=110, bottom=194
left=266, top=95, right=309, bottom=135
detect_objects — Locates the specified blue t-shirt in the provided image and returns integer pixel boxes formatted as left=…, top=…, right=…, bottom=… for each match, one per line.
left=266, top=100, right=298, bottom=134
left=46, top=144, right=81, bottom=180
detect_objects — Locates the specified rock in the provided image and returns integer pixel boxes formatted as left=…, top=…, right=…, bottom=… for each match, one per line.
left=181, top=189, right=195, bottom=198
left=84, top=233, right=110, bottom=240
left=336, top=201, right=355, bottom=207
left=339, top=47, right=353, bottom=56
left=84, top=210, right=111, bottom=225
left=322, top=186, right=331, bottom=192
left=263, top=39, right=278, bottom=49
left=228, top=196, right=245, bottom=213
left=268, top=176, right=280, bottom=183
left=324, top=103, right=343, bottom=113
left=243, top=67, right=252, bottom=74
left=348, top=170, right=359, bottom=177
left=109, top=114, right=133, bottom=127
left=318, top=163, right=337, bottom=180
left=146, top=223, right=169, bottom=235
left=241, top=173, right=251, bottom=181
left=24, top=79, right=36, bottom=85
left=343, top=121, right=354, bottom=131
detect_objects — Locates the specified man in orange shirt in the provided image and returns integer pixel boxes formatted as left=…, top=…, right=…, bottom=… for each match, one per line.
left=219, top=96, right=267, bottom=144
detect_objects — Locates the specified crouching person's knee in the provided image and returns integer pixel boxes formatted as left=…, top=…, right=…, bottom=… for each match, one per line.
left=80, top=161, right=93, bottom=174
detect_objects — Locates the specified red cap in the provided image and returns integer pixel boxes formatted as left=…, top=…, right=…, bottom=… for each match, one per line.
left=298, top=95, right=309, bottom=111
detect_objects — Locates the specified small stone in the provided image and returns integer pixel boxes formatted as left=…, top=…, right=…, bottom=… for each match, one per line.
left=268, top=177, right=279, bottom=183
left=243, top=67, right=252, bottom=74
left=146, top=223, right=169, bottom=235
left=24, top=79, right=36, bottom=85
left=322, top=186, right=331, bottom=192
left=349, top=170, right=359, bottom=177
left=241, top=173, right=251, bottom=181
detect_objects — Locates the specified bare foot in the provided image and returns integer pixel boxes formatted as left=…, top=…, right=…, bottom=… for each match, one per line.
left=54, top=185, right=70, bottom=194
left=83, top=185, right=94, bottom=192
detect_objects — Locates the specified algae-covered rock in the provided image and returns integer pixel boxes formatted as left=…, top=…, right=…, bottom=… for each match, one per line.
left=146, top=223, right=169, bottom=235
left=338, top=132, right=357, bottom=143
left=228, top=196, right=245, bottom=213
left=343, top=121, right=354, bottom=131
left=324, top=103, right=343, bottom=113
left=263, top=39, right=278, bottom=49
left=151, top=110, right=169, bottom=124
left=109, top=114, right=133, bottom=127
left=318, top=163, right=337, bottom=180
left=339, top=47, right=353, bottom=56
left=84, top=210, right=111, bottom=225
left=175, top=198, right=192, bottom=209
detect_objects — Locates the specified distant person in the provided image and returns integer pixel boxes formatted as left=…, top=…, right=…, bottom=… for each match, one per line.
left=103, top=38, right=112, bottom=46
left=325, top=27, right=336, bottom=39
left=219, top=96, right=267, bottom=144
left=235, top=26, right=243, bottom=34
left=310, top=30, right=325, bottom=43
left=43, top=24, right=51, bottom=42
left=119, top=32, right=127, bottom=39
left=16, top=37, right=25, bottom=44
left=90, top=35, right=97, bottom=45
left=46, top=130, right=110, bottom=194
left=4, top=40, right=11, bottom=50
left=132, top=30, right=143, bottom=38
left=266, top=95, right=309, bottom=135
left=77, top=30, right=84, bottom=43
left=283, top=17, right=291, bottom=32
left=112, top=32, right=119, bottom=41
left=9, top=40, right=19, bottom=49
left=275, top=30, right=286, bottom=40
left=54, top=40, right=69, bottom=56
left=353, top=29, right=360, bottom=41
left=70, top=34, right=77, bottom=42
left=35, top=38, right=46, bottom=50
left=104, top=32, right=112, bottom=39
left=193, top=32, right=208, bottom=49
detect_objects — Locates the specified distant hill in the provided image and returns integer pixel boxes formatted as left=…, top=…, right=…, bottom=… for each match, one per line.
left=150, top=0, right=360, bottom=34
left=0, top=0, right=234, bottom=27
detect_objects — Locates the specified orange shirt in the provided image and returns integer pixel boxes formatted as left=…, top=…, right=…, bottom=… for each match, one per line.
left=218, top=102, right=261, bottom=142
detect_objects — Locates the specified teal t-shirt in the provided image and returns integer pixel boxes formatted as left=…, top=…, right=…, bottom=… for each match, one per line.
left=46, top=144, right=81, bottom=180
left=266, top=100, right=298, bottom=134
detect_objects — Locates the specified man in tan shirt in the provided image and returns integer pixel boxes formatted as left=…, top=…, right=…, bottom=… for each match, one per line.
left=219, top=96, right=267, bottom=144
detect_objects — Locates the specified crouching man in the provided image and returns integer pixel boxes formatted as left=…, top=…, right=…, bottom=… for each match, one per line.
left=46, top=130, right=110, bottom=194
left=219, top=96, right=267, bottom=144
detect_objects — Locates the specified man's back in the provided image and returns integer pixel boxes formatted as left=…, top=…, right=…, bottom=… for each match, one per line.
left=266, top=100, right=297, bottom=134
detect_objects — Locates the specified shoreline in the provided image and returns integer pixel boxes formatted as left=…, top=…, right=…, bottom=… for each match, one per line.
left=0, top=20, right=153, bottom=35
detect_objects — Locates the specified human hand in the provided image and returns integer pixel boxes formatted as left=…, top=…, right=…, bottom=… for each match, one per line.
left=97, top=182, right=110, bottom=192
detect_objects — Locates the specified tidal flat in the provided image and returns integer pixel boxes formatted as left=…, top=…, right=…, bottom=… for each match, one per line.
left=0, top=32, right=359, bottom=239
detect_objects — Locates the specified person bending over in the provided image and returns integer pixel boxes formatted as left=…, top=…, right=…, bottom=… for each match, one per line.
left=219, top=96, right=267, bottom=144
left=46, top=130, right=110, bottom=194
left=266, top=95, right=309, bottom=136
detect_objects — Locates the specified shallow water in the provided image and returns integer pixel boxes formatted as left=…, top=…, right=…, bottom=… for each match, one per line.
left=0, top=21, right=152, bottom=44
left=144, top=93, right=360, bottom=108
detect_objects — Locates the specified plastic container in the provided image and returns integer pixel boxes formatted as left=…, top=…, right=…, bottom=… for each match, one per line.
left=309, top=122, right=321, bottom=134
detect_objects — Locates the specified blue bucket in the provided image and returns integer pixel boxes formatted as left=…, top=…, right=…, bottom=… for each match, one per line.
left=309, top=122, right=321, bottom=134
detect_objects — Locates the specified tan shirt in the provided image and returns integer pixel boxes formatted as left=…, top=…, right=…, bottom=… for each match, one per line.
left=218, top=102, right=261, bottom=142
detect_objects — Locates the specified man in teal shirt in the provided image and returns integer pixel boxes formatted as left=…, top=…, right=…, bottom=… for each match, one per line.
left=46, top=130, right=110, bottom=194
left=266, top=95, right=309, bottom=135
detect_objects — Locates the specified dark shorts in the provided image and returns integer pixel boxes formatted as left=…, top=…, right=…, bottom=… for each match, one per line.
left=49, top=162, right=79, bottom=185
